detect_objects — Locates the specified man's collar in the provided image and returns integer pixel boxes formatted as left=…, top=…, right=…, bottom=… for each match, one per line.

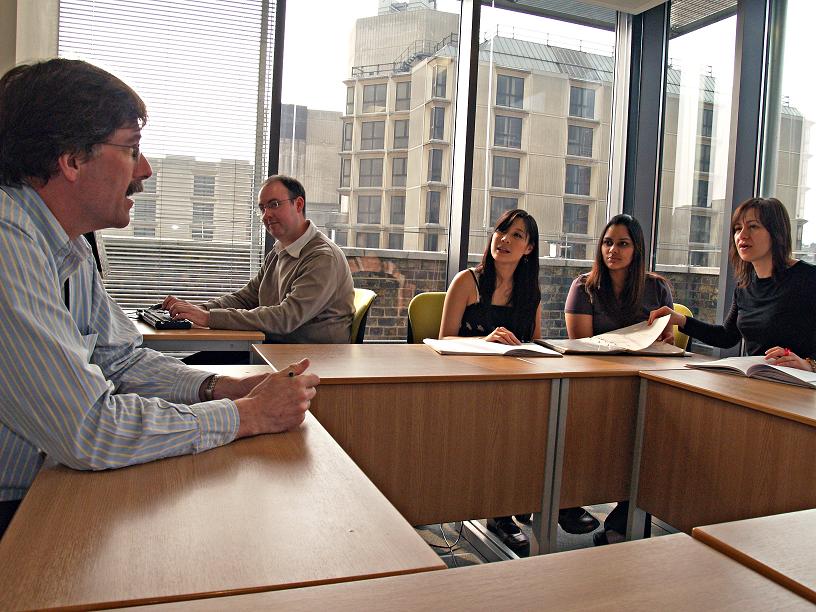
left=273, top=220, right=316, bottom=258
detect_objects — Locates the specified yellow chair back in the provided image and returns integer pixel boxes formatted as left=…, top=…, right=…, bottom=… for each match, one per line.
left=673, top=303, right=693, bottom=350
left=350, top=288, right=377, bottom=343
left=407, top=292, right=446, bottom=343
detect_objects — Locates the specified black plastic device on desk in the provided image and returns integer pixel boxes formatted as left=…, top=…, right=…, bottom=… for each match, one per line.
left=137, top=307, right=192, bottom=330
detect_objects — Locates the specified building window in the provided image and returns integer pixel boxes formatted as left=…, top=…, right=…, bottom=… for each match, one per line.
left=490, top=197, right=517, bottom=226
left=433, top=65, right=447, bottom=98
left=388, top=232, right=404, bottom=250
left=142, top=176, right=157, bottom=194
left=496, top=74, right=524, bottom=108
left=492, top=156, right=520, bottom=189
left=340, top=158, right=351, bottom=188
left=193, top=175, right=215, bottom=197
left=690, top=214, right=711, bottom=243
left=424, top=233, right=439, bottom=251
left=334, top=230, right=348, bottom=247
left=697, top=143, right=711, bottom=173
left=567, top=125, right=593, bottom=157
left=362, top=83, right=387, bottom=113
left=565, top=164, right=591, bottom=196
left=360, top=121, right=385, bottom=150
left=393, top=119, right=409, bottom=149
left=566, top=243, right=587, bottom=260
left=428, top=148, right=443, bottom=182
left=359, top=158, right=383, bottom=187
left=695, top=179, right=709, bottom=207
left=390, top=195, right=405, bottom=224
left=356, top=231, right=380, bottom=248
left=133, top=198, right=156, bottom=238
left=395, top=80, right=411, bottom=111
left=346, top=86, right=354, bottom=115
left=191, top=201, right=214, bottom=240
left=392, top=157, right=407, bottom=187
left=563, top=203, right=589, bottom=235
left=342, top=123, right=353, bottom=151
left=357, top=195, right=382, bottom=224
left=426, top=191, right=440, bottom=224
left=689, top=250, right=709, bottom=267
left=569, top=86, right=595, bottom=119
left=494, top=115, right=522, bottom=148
left=430, top=107, right=445, bottom=140
left=701, top=106, right=714, bottom=138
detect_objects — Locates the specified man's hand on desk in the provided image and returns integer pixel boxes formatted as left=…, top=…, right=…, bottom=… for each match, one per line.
left=233, top=359, right=319, bottom=437
left=162, top=295, right=210, bottom=327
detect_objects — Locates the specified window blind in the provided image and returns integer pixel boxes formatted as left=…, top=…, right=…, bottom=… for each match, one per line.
left=59, top=0, right=275, bottom=308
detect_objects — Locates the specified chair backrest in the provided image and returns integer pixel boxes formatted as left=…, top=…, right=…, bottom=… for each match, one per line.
left=350, top=288, right=377, bottom=343
left=407, top=292, right=446, bottom=343
left=673, top=303, right=693, bottom=350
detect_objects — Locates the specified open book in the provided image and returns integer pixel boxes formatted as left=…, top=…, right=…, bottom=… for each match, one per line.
left=423, top=337, right=561, bottom=357
left=535, top=315, right=685, bottom=356
left=685, top=356, right=816, bottom=389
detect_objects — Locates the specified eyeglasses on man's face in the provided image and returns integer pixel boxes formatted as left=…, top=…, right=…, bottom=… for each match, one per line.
left=257, top=198, right=294, bottom=214
left=101, top=141, right=141, bottom=161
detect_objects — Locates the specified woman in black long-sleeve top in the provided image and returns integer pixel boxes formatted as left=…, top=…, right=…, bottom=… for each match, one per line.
left=650, top=197, right=816, bottom=371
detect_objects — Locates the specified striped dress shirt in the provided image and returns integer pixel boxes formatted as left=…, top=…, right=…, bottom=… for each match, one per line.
left=0, top=184, right=240, bottom=502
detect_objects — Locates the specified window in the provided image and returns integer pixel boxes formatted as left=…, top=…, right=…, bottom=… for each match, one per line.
left=701, top=106, right=714, bottom=138
left=390, top=196, right=405, bottom=225
left=563, top=203, right=589, bottom=235
left=690, top=214, right=711, bottom=243
left=340, top=158, right=351, bottom=188
left=395, top=80, right=411, bottom=111
left=142, top=176, right=157, bottom=194
left=342, top=123, right=353, bottom=151
left=388, top=232, right=404, bottom=250
left=566, top=243, right=587, bottom=260
left=424, top=233, right=439, bottom=251
left=695, top=179, right=710, bottom=207
left=193, top=175, right=215, bottom=197
left=192, top=201, right=214, bottom=241
left=492, top=156, right=520, bottom=189
left=430, top=107, right=445, bottom=140
left=689, top=250, right=709, bottom=267
left=433, top=65, right=447, bottom=98
left=133, top=198, right=156, bottom=238
left=428, top=149, right=443, bottom=182
left=569, top=86, right=595, bottom=119
left=567, top=125, right=593, bottom=157
left=362, top=83, right=387, bottom=113
left=490, top=197, right=517, bottom=226
left=334, top=231, right=348, bottom=247
left=494, top=115, right=522, bottom=148
left=346, top=86, right=354, bottom=115
left=697, top=143, right=711, bottom=173
left=357, top=195, right=382, bottom=224
left=360, top=121, right=385, bottom=150
left=359, top=158, right=383, bottom=187
left=565, top=164, right=591, bottom=196
left=392, top=157, right=407, bottom=187
left=356, top=231, right=380, bottom=248
left=393, top=119, right=409, bottom=149
left=426, top=191, right=441, bottom=224
left=496, top=74, right=524, bottom=108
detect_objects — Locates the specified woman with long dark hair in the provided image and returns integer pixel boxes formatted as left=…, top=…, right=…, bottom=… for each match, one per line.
left=650, top=197, right=816, bottom=370
left=439, top=208, right=541, bottom=554
left=564, top=213, right=674, bottom=545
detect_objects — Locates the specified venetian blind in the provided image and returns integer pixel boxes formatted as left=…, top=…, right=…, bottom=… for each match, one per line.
left=59, top=0, right=275, bottom=308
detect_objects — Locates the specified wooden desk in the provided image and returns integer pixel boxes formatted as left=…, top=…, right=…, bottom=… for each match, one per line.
left=134, top=319, right=265, bottom=355
left=0, top=412, right=443, bottom=611
left=118, top=534, right=812, bottom=611
left=632, top=369, right=816, bottom=534
left=693, top=509, right=816, bottom=604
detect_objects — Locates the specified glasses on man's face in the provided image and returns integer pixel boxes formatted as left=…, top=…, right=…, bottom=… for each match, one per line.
left=101, top=141, right=141, bottom=161
left=257, top=198, right=294, bottom=214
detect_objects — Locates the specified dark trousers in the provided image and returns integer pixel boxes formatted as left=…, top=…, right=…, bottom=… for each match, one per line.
left=0, top=499, right=21, bottom=540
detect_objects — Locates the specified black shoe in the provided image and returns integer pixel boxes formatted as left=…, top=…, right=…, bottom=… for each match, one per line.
left=558, top=507, right=600, bottom=535
left=486, top=516, right=530, bottom=556
left=593, top=529, right=624, bottom=546
left=514, top=513, right=533, bottom=525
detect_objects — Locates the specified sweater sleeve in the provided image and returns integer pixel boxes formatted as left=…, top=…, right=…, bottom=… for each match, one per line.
left=680, top=292, right=741, bottom=349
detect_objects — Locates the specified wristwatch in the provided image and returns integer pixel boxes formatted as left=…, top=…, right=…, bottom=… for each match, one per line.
left=202, top=374, right=220, bottom=402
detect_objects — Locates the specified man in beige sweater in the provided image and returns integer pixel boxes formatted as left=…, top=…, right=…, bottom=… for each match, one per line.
left=164, top=175, right=355, bottom=353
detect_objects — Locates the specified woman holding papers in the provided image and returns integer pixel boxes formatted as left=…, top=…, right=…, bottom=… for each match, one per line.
left=649, top=197, right=816, bottom=372
left=439, top=208, right=541, bottom=555
left=564, top=214, right=674, bottom=545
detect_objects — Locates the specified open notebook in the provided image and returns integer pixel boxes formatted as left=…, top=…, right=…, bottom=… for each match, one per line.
left=686, top=356, right=816, bottom=389
left=536, top=315, right=685, bottom=356
left=423, top=337, right=561, bottom=357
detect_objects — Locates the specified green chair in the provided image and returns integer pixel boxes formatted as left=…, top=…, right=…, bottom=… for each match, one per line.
left=350, top=288, right=377, bottom=343
left=406, top=292, right=446, bottom=343
left=673, top=303, right=693, bottom=350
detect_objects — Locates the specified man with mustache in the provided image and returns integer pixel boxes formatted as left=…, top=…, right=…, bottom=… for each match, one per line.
left=0, top=59, right=320, bottom=539
left=162, top=174, right=355, bottom=360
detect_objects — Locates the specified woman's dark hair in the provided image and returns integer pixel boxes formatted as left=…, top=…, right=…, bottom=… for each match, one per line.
left=584, top=214, right=664, bottom=319
left=729, top=197, right=792, bottom=287
left=0, top=59, right=147, bottom=186
left=475, top=208, right=541, bottom=341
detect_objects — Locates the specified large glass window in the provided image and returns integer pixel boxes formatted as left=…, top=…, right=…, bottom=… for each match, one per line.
left=563, top=202, right=589, bottom=235
left=494, top=115, right=522, bottom=148
left=361, top=121, right=385, bottom=150
left=565, top=164, right=591, bottom=196
left=346, top=86, right=354, bottom=115
left=362, top=83, right=387, bottom=113
left=490, top=196, right=518, bottom=226
left=492, top=156, right=520, bottom=189
left=395, top=80, right=411, bottom=111
left=567, top=125, right=593, bottom=157
left=342, top=122, right=353, bottom=151
left=357, top=195, right=382, bottom=224
left=433, top=64, right=447, bottom=98
left=496, top=74, right=524, bottom=108
left=390, top=195, right=405, bottom=225
left=340, top=158, right=351, bottom=188
left=393, top=119, right=409, bottom=149
left=392, top=157, right=407, bottom=187
left=359, top=158, right=383, bottom=187
left=569, top=85, right=595, bottom=119
left=430, top=107, right=445, bottom=140
left=426, top=191, right=441, bottom=224
left=428, top=149, right=443, bottom=182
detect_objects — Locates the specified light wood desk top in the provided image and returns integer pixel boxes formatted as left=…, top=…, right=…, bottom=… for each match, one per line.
left=119, top=534, right=812, bottom=611
left=693, top=509, right=816, bottom=604
left=0, top=413, right=443, bottom=611
left=134, top=319, right=265, bottom=343
left=640, top=368, right=816, bottom=428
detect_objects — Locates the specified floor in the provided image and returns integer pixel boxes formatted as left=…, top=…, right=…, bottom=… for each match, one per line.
left=415, top=504, right=674, bottom=568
